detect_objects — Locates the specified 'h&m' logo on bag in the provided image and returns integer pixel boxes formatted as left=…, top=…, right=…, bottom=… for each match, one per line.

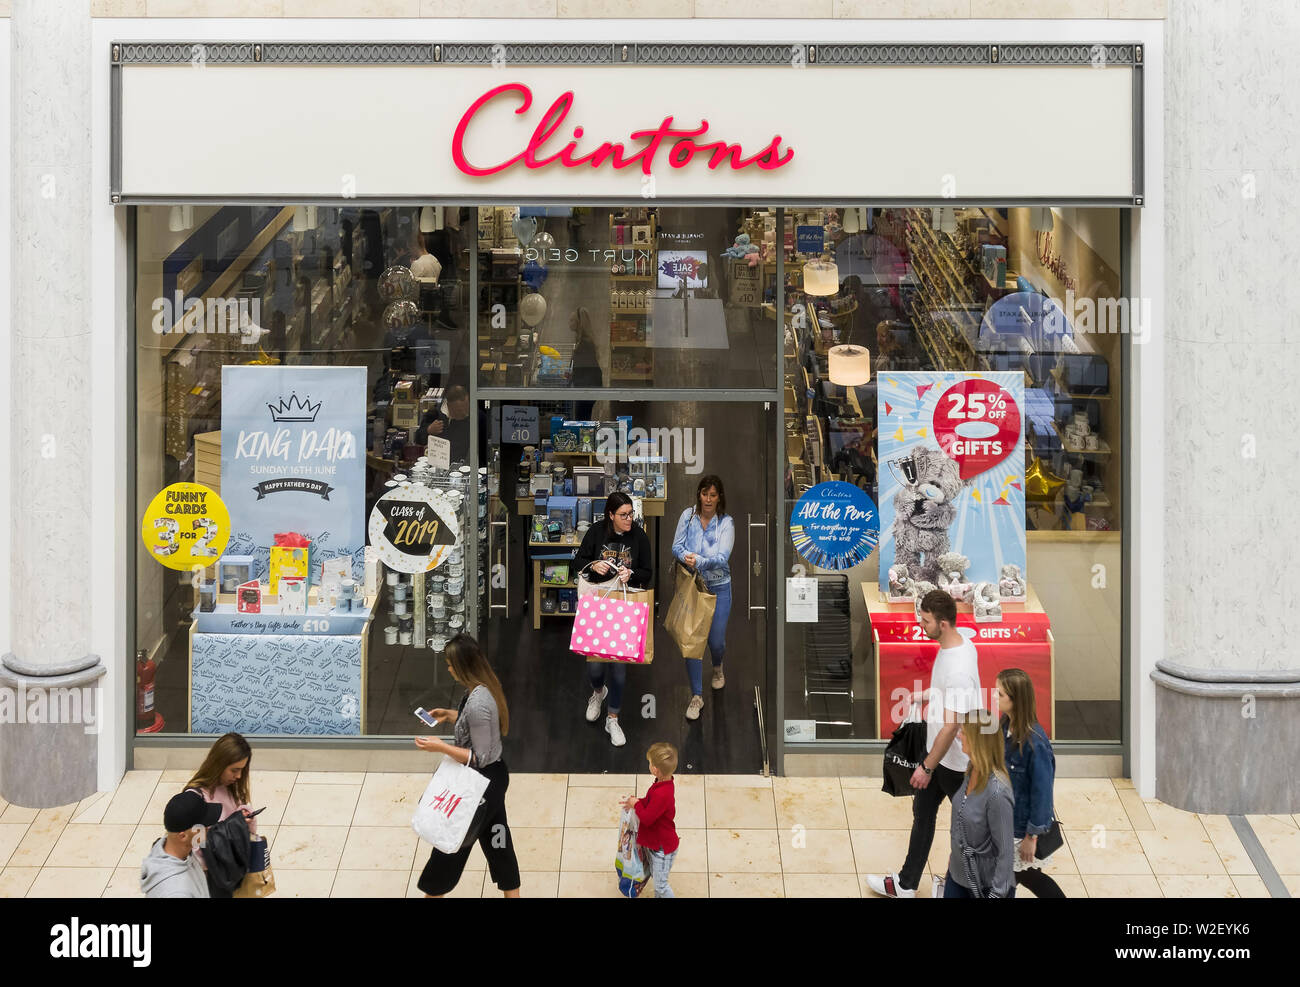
left=426, top=788, right=463, bottom=817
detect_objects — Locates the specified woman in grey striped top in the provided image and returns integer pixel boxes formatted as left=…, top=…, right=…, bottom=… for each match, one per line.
left=414, top=634, right=521, bottom=898
left=943, top=711, right=1016, bottom=899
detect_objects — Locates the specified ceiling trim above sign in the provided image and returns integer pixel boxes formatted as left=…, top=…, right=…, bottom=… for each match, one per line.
left=111, top=40, right=1140, bottom=68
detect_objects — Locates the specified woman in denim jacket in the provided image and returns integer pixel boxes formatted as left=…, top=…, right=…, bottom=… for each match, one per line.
left=996, top=668, right=1066, bottom=898
left=671, top=474, right=734, bottom=722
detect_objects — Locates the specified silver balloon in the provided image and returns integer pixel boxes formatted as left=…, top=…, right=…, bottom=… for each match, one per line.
left=379, top=265, right=417, bottom=302
left=531, top=231, right=556, bottom=254
left=383, top=300, right=419, bottom=330
left=519, top=292, right=548, bottom=328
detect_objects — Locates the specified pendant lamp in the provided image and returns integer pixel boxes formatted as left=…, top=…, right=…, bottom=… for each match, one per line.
left=803, top=255, right=840, bottom=296
left=419, top=206, right=437, bottom=233
left=168, top=205, right=193, bottom=232
left=828, top=344, right=871, bottom=386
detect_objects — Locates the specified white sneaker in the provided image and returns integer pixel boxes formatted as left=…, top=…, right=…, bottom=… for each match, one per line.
left=585, top=687, right=608, bottom=723
left=865, top=873, right=916, bottom=898
left=711, top=667, right=725, bottom=690
left=685, top=695, right=704, bottom=720
left=605, top=716, right=626, bottom=747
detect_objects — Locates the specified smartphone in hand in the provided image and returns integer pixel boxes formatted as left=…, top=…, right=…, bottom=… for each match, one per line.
left=414, top=707, right=439, bottom=728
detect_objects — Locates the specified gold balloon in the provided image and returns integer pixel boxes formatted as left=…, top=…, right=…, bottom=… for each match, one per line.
left=1025, top=456, right=1066, bottom=504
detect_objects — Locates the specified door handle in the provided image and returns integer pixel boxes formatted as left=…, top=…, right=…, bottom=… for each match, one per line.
left=748, top=516, right=767, bottom=616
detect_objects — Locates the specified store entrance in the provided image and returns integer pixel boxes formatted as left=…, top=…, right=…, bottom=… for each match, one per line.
left=483, top=399, right=775, bottom=775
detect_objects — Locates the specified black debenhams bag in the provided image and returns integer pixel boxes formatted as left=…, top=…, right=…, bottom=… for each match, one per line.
left=882, top=706, right=927, bottom=797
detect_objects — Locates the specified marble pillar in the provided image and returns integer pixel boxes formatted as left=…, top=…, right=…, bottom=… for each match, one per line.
left=1, top=0, right=105, bottom=807
left=1159, top=0, right=1300, bottom=812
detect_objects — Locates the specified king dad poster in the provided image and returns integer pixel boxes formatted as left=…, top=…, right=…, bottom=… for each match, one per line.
left=877, top=371, right=1026, bottom=592
left=221, top=366, right=366, bottom=583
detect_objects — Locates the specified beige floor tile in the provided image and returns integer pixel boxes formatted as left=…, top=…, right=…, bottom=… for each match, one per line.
left=491, top=871, right=557, bottom=898
left=102, top=866, right=145, bottom=899
left=1111, top=777, right=1135, bottom=790
left=297, top=771, right=368, bottom=786
left=1037, top=842, right=1080, bottom=877
left=504, top=774, right=569, bottom=828
left=1157, top=875, right=1240, bottom=898
left=1082, top=874, right=1163, bottom=897
left=705, top=774, right=772, bottom=789
left=27, top=867, right=114, bottom=898
left=1199, top=816, right=1257, bottom=875
left=1295, top=815, right=1300, bottom=830
left=1143, top=800, right=1205, bottom=833
left=1282, top=875, right=1300, bottom=897
left=102, top=772, right=162, bottom=825
left=568, top=773, right=637, bottom=788
left=927, top=830, right=953, bottom=877
left=1137, top=826, right=1226, bottom=876
left=784, top=873, right=862, bottom=897
left=849, top=829, right=917, bottom=875
left=351, top=773, right=427, bottom=827
left=71, top=791, right=114, bottom=825
left=709, top=872, right=784, bottom=897
left=843, top=787, right=917, bottom=830
left=667, top=829, right=708, bottom=873
left=330, top=868, right=410, bottom=898
left=558, top=870, right=624, bottom=898
left=507, top=827, right=563, bottom=872
left=274, top=869, right=337, bottom=898
left=705, top=785, right=776, bottom=829
left=563, top=787, right=624, bottom=829
left=560, top=827, right=613, bottom=871
left=135, top=783, right=176, bottom=829
left=706, top=830, right=782, bottom=872
left=250, top=773, right=297, bottom=828
left=1065, top=830, right=1153, bottom=875
left=635, top=774, right=705, bottom=829
left=0, top=867, right=39, bottom=898
left=272, top=825, right=350, bottom=870
left=0, top=823, right=29, bottom=867
left=778, top=828, right=857, bottom=874
left=252, top=770, right=301, bottom=790
left=46, top=824, right=138, bottom=868
left=1054, top=779, right=1131, bottom=831
left=160, top=769, right=198, bottom=784
left=838, top=776, right=873, bottom=790
left=1117, top=790, right=1154, bottom=830
left=1244, top=816, right=1300, bottom=872
left=7, top=806, right=76, bottom=868
left=645, top=871, right=708, bottom=898
left=280, top=784, right=361, bottom=826
left=1230, top=875, right=1271, bottom=898
left=406, top=867, right=485, bottom=898
left=0, top=804, right=38, bottom=824
left=1018, top=874, right=1088, bottom=898
left=119, top=824, right=162, bottom=869
left=339, top=826, right=419, bottom=871
left=772, top=777, right=848, bottom=830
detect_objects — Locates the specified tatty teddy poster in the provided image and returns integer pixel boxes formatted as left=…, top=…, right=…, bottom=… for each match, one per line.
left=876, top=371, right=1026, bottom=596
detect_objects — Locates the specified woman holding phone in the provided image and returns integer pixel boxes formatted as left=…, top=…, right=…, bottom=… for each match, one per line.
left=185, top=732, right=258, bottom=898
left=671, top=474, right=734, bottom=721
left=414, top=633, right=520, bottom=898
left=573, top=492, right=654, bottom=748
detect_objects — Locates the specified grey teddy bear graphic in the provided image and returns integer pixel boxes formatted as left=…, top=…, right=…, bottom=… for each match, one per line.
left=891, top=444, right=965, bottom=585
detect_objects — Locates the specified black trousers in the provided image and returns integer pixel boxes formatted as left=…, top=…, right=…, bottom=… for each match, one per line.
left=417, top=759, right=521, bottom=895
left=899, top=763, right=965, bottom=891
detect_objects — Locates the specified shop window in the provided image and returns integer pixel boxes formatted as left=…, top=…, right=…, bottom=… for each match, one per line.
left=781, top=206, right=1125, bottom=744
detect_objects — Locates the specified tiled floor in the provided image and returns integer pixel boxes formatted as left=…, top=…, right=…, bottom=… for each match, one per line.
left=0, top=772, right=1288, bottom=898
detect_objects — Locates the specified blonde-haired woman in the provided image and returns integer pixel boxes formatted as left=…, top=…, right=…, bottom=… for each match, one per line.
left=414, top=633, right=521, bottom=898
left=185, top=732, right=256, bottom=898
left=996, top=668, right=1066, bottom=898
left=943, top=711, right=1015, bottom=898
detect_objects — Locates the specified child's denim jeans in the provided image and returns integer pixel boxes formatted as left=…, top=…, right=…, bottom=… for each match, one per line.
left=648, top=848, right=677, bottom=898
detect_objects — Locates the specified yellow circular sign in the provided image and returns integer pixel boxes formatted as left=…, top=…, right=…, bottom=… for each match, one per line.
left=140, top=482, right=232, bottom=572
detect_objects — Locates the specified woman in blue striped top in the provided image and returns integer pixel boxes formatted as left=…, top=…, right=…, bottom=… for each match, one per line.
left=671, top=475, right=735, bottom=721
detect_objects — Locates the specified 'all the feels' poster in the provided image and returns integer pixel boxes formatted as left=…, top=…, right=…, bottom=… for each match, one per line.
left=877, top=372, right=1026, bottom=593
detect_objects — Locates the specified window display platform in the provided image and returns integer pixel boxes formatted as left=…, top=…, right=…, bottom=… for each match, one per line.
left=863, top=585, right=1055, bottom=740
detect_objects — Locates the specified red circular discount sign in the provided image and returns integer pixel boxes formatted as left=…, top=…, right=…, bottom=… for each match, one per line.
left=932, top=379, right=1021, bottom=480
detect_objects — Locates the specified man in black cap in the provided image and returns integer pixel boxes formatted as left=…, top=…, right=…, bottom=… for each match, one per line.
left=139, top=791, right=220, bottom=898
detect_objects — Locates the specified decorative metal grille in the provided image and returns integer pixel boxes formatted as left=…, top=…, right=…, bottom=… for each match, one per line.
left=262, top=43, right=435, bottom=64
left=817, top=44, right=989, bottom=65
left=440, top=43, right=614, bottom=65
left=999, top=44, right=1136, bottom=65
left=633, top=44, right=800, bottom=65
left=117, top=42, right=254, bottom=64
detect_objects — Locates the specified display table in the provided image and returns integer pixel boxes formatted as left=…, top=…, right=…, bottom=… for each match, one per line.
left=863, top=585, right=1054, bottom=739
left=530, top=533, right=583, bottom=630
left=189, top=597, right=373, bottom=735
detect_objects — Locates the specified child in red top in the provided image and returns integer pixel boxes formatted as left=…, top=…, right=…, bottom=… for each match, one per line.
left=621, top=742, right=679, bottom=898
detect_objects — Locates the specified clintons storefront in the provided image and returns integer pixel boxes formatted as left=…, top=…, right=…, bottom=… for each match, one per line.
left=104, top=29, right=1159, bottom=783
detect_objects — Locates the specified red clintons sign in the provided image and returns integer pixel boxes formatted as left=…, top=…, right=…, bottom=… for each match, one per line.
left=452, top=82, right=794, bottom=177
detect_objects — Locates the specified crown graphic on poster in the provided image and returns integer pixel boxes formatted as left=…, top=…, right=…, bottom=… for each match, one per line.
left=267, top=393, right=321, bottom=423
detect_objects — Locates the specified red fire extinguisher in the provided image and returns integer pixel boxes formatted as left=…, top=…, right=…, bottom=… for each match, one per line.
left=136, top=649, right=157, bottom=730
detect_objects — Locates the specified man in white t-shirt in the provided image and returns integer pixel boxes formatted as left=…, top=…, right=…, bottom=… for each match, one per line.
left=867, top=589, right=981, bottom=898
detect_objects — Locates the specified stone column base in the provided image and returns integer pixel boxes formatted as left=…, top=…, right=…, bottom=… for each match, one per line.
left=0, top=659, right=107, bottom=808
left=1152, top=659, right=1300, bottom=815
